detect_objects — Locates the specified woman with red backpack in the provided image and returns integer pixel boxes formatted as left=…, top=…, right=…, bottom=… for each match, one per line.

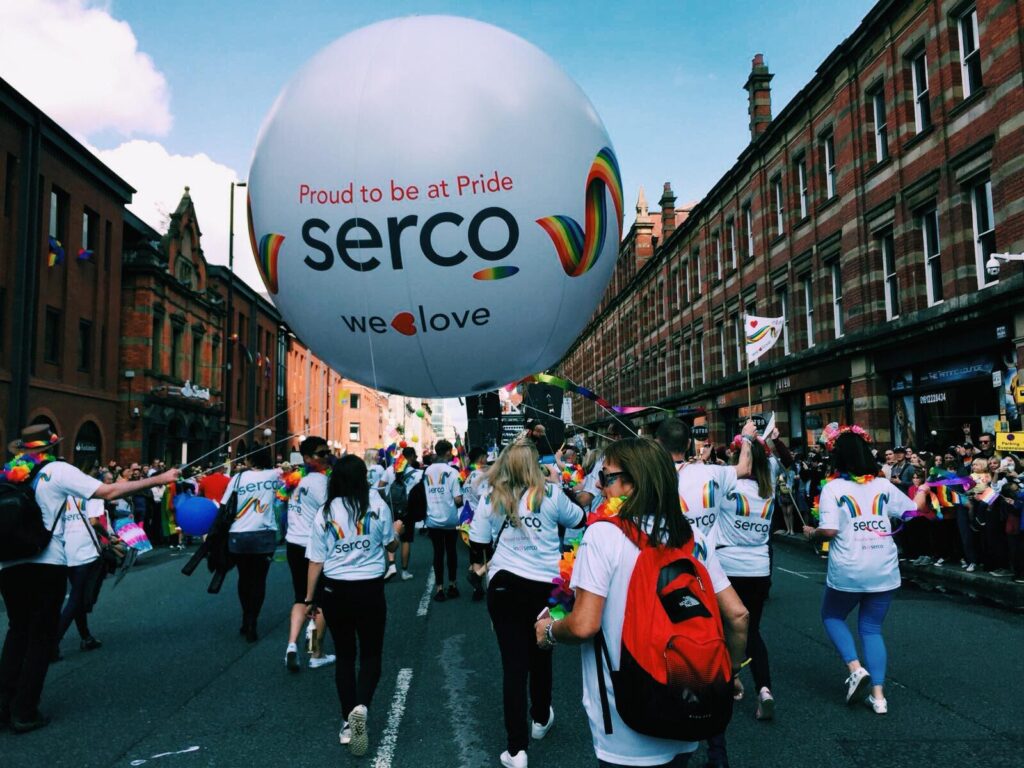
left=534, top=438, right=749, bottom=768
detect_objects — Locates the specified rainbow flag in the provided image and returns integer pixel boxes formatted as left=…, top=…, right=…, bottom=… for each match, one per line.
left=161, top=483, right=179, bottom=537
left=47, top=236, right=65, bottom=267
left=976, top=487, right=999, bottom=506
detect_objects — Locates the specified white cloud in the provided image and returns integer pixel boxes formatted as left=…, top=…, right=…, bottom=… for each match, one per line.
left=93, top=140, right=263, bottom=291
left=0, top=0, right=171, bottom=137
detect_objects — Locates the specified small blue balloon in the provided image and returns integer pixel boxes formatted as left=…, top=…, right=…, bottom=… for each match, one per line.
left=175, top=496, right=219, bottom=536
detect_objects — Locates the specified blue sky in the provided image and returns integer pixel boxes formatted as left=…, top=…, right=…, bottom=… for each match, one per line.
left=113, top=0, right=875, bottom=213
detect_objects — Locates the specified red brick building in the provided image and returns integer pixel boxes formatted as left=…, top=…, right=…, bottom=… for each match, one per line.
left=117, top=190, right=226, bottom=465
left=560, top=0, right=1024, bottom=451
left=0, top=76, right=132, bottom=469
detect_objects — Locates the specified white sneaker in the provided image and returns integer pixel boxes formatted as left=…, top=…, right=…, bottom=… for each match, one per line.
left=865, top=694, right=888, bottom=714
left=965, top=563, right=976, bottom=573
left=338, top=721, right=351, bottom=745
left=530, top=706, right=554, bottom=739
left=347, top=705, right=368, bottom=756
left=500, top=750, right=528, bottom=768
left=285, top=643, right=300, bottom=672
left=755, top=687, right=775, bottom=720
left=384, top=563, right=397, bottom=581
left=844, top=668, right=871, bottom=704
left=309, top=654, right=336, bottom=669
left=400, top=571, right=414, bottom=581
left=934, top=558, right=945, bottom=566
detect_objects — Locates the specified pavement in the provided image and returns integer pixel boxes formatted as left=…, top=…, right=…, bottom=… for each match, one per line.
left=2, top=536, right=1023, bottom=767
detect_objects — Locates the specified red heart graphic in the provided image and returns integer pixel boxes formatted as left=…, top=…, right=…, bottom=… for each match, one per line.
left=391, top=312, right=417, bottom=336
left=750, top=320, right=758, bottom=328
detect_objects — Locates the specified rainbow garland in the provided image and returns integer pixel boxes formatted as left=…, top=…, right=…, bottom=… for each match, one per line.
left=1, top=452, right=55, bottom=484
left=275, top=465, right=330, bottom=502
left=506, top=372, right=707, bottom=418
left=809, top=474, right=876, bottom=521
left=561, top=463, right=585, bottom=488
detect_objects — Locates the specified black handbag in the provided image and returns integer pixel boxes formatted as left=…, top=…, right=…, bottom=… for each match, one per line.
left=84, top=513, right=127, bottom=575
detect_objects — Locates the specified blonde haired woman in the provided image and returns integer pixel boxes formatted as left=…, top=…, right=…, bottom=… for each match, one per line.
left=469, top=440, right=585, bottom=768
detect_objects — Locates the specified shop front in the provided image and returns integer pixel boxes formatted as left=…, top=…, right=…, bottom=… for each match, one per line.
left=775, top=361, right=852, bottom=449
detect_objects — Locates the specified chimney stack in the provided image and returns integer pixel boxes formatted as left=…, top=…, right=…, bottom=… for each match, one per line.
left=744, top=53, right=774, bottom=141
left=659, top=182, right=677, bottom=240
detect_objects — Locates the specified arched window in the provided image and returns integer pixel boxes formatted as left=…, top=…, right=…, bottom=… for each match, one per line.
left=73, top=421, right=102, bottom=472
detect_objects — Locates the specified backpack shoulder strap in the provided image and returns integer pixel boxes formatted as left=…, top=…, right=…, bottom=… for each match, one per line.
left=593, top=630, right=615, bottom=736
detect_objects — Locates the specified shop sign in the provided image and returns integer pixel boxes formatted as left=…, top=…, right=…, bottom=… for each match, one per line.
left=993, top=370, right=1003, bottom=388
left=919, top=356, right=992, bottom=386
left=751, top=414, right=767, bottom=429
left=691, top=425, right=709, bottom=439
left=1015, top=386, right=1024, bottom=406
left=996, top=325, right=1008, bottom=340
left=995, top=432, right=1024, bottom=451
left=75, top=441, right=98, bottom=453
left=919, top=392, right=947, bottom=404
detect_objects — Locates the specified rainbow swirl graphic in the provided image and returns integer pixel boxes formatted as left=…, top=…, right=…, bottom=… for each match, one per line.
left=679, top=495, right=690, bottom=514
left=256, top=234, right=284, bottom=294
left=731, top=491, right=751, bottom=517
left=235, top=497, right=260, bottom=521
left=870, top=493, right=888, bottom=516
left=702, top=481, right=717, bottom=509
left=327, top=518, right=345, bottom=540
left=537, top=147, right=623, bottom=278
left=746, top=325, right=772, bottom=345
left=473, top=266, right=520, bottom=281
left=838, top=495, right=862, bottom=519
left=692, top=539, right=708, bottom=562
left=760, top=499, right=775, bottom=519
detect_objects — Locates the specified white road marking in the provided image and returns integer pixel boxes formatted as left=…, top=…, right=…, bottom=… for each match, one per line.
left=129, top=746, right=201, bottom=766
left=372, top=668, right=413, bottom=768
left=441, top=635, right=488, bottom=768
left=776, top=567, right=811, bottom=579
left=416, top=572, right=436, bottom=617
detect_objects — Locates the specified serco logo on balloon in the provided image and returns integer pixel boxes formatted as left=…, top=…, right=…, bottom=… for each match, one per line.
left=248, top=147, right=623, bottom=300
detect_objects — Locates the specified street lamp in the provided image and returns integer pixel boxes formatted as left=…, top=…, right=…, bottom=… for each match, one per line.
left=223, top=180, right=247, bottom=450
left=985, top=252, right=1024, bottom=278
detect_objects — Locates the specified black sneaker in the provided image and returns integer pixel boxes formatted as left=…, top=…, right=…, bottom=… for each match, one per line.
left=12, top=711, right=51, bottom=734
left=245, top=626, right=259, bottom=643
left=286, top=649, right=300, bottom=672
left=80, top=637, right=102, bottom=651
left=434, top=590, right=447, bottom=602
left=447, top=584, right=460, bottom=599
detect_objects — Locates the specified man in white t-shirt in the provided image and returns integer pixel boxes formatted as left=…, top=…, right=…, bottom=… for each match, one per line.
left=423, top=440, right=463, bottom=601
left=377, top=447, right=423, bottom=580
left=0, top=425, right=179, bottom=733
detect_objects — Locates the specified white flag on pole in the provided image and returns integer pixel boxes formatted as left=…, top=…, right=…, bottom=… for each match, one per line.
left=744, top=315, right=784, bottom=364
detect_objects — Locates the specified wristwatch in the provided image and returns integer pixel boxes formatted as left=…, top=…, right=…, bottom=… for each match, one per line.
left=544, top=621, right=558, bottom=647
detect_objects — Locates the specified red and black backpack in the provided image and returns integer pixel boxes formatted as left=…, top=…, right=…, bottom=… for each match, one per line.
left=592, top=517, right=734, bottom=741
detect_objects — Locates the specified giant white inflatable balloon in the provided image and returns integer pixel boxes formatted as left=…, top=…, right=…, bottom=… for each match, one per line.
left=248, top=16, right=622, bottom=397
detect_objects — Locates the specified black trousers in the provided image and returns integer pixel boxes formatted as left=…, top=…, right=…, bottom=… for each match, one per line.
left=729, top=575, right=772, bottom=692
left=487, top=570, right=553, bottom=755
left=58, top=560, right=104, bottom=642
left=428, top=528, right=459, bottom=586
left=320, top=577, right=387, bottom=717
left=0, top=563, right=67, bottom=719
left=233, top=553, right=272, bottom=629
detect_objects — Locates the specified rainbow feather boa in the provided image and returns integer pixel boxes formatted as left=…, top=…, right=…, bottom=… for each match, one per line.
left=275, top=465, right=330, bottom=502
left=1, top=452, right=55, bottom=484
left=560, top=464, right=585, bottom=488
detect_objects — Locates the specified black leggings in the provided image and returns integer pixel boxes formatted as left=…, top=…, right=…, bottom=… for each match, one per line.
left=234, top=553, right=272, bottom=628
left=58, top=561, right=103, bottom=642
left=319, top=577, right=387, bottom=717
left=428, top=528, right=459, bottom=586
left=0, top=563, right=67, bottom=719
left=487, top=570, right=553, bottom=755
left=729, top=575, right=772, bottom=692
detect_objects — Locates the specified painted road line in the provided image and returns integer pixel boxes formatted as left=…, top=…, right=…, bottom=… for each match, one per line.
left=416, top=572, right=436, bottom=617
left=130, top=746, right=201, bottom=766
left=372, top=668, right=413, bottom=768
left=441, top=635, right=488, bottom=768
left=776, top=567, right=810, bottom=579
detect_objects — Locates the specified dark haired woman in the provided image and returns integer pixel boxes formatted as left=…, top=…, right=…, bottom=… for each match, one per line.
left=305, top=454, right=401, bottom=757
left=535, top=438, right=749, bottom=768
left=469, top=441, right=585, bottom=768
left=221, top=445, right=281, bottom=643
left=803, top=427, right=922, bottom=714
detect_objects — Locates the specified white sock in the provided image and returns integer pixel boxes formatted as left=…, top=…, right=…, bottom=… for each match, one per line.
left=287, top=642, right=297, bottom=652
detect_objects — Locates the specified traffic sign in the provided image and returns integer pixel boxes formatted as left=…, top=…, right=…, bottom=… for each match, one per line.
left=995, top=431, right=1024, bottom=451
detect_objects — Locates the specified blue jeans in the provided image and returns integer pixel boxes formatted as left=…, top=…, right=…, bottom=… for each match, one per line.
left=821, top=587, right=895, bottom=687
left=955, top=506, right=977, bottom=564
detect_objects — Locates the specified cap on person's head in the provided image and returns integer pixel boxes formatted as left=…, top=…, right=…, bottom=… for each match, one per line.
left=8, top=424, right=62, bottom=454
left=893, top=446, right=907, bottom=454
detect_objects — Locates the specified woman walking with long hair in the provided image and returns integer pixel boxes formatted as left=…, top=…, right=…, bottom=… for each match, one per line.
left=469, top=441, right=585, bottom=768
left=305, top=454, right=401, bottom=756
left=803, top=426, right=920, bottom=714
left=221, top=445, right=281, bottom=642
left=534, top=438, right=749, bottom=768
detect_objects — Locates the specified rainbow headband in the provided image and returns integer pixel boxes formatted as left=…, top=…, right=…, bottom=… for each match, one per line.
left=729, top=434, right=772, bottom=455
left=537, top=147, right=623, bottom=278
left=820, top=423, right=872, bottom=452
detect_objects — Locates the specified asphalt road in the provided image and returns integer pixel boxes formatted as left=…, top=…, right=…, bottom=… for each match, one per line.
left=3, top=535, right=1022, bottom=768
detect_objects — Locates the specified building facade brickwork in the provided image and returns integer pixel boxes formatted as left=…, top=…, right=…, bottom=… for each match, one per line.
left=560, top=0, right=1024, bottom=451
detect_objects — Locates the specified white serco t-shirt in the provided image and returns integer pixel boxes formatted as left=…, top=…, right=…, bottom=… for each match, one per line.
left=285, top=471, right=329, bottom=547
left=678, top=463, right=736, bottom=538
left=713, top=478, right=774, bottom=578
left=306, top=494, right=395, bottom=580
left=1, top=461, right=103, bottom=570
left=222, top=468, right=281, bottom=534
left=469, top=483, right=584, bottom=584
left=819, top=477, right=917, bottom=593
left=462, top=468, right=487, bottom=511
left=63, top=497, right=106, bottom=567
left=424, top=463, right=463, bottom=529
left=580, top=458, right=604, bottom=514
left=571, top=522, right=729, bottom=766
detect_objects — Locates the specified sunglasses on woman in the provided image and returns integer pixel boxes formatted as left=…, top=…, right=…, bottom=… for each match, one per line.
left=598, top=470, right=628, bottom=487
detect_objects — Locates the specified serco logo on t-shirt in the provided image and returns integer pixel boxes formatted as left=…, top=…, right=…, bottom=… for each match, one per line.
left=238, top=479, right=281, bottom=494
left=841, top=493, right=890, bottom=533
left=335, top=539, right=371, bottom=553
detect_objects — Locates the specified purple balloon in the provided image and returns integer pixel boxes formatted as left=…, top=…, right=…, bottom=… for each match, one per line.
left=174, top=495, right=219, bottom=536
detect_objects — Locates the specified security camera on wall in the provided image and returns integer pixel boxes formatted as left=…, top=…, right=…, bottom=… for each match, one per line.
left=986, top=257, right=1000, bottom=277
